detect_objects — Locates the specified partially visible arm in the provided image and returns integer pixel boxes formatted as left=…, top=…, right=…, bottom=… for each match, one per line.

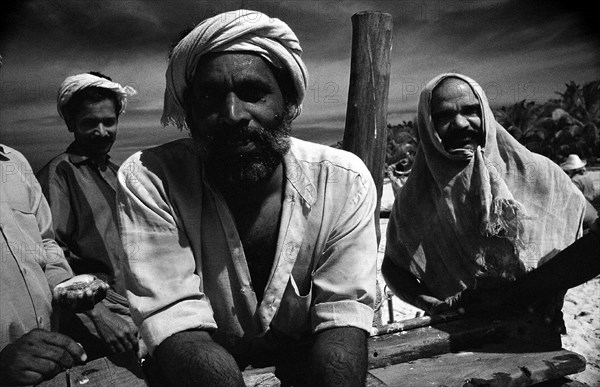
left=36, top=167, right=84, bottom=280
left=116, top=153, right=218, bottom=354
left=582, top=200, right=597, bottom=230
left=381, top=257, right=450, bottom=315
left=0, top=329, right=86, bottom=386
left=31, top=165, right=72, bottom=288
left=510, top=227, right=599, bottom=299
left=81, top=302, right=138, bottom=354
left=457, top=222, right=600, bottom=314
left=308, top=327, right=368, bottom=387
left=153, top=330, right=244, bottom=387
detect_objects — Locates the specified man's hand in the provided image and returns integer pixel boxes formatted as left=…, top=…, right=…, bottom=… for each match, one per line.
left=85, top=302, right=138, bottom=354
left=0, top=329, right=87, bottom=386
left=453, top=287, right=511, bottom=315
left=53, top=274, right=109, bottom=312
left=415, top=294, right=452, bottom=316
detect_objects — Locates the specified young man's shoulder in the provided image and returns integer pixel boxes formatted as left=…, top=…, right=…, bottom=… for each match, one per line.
left=36, top=151, right=75, bottom=183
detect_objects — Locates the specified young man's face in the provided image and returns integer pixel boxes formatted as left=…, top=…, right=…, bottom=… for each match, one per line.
left=72, top=99, right=118, bottom=158
left=431, top=78, right=482, bottom=153
left=187, top=52, right=291, bottom=186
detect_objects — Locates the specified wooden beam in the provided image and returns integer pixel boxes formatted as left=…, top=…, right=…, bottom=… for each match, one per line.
left=368, top=314, right=563, bottom=369
left=368, top=348, right=586, bottom=386
left=343, top=11, right=393, bottom=244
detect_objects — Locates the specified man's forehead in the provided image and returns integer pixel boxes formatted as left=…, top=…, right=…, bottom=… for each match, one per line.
left=193, top=52, right=275, bottom=83
left=77, top=99, right=117, bottom=116
left=431, top=78, right=478, bottom=105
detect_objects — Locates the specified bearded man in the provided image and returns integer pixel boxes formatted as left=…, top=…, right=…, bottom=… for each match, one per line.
left=382, top=74, right=588, bottom=347
left=117, top=10, right=377, bottom=387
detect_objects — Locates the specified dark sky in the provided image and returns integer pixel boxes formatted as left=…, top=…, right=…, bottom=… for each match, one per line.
left=1, top=0, right=599, bottom=170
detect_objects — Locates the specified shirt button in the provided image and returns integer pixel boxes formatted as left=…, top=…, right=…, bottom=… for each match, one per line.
left=38, top=317, right=43, bottom=324
left=22, top=268, right=27, bottom=275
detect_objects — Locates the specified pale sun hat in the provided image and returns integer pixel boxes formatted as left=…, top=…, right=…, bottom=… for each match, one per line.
left=560, top=154, right=587, bottom=171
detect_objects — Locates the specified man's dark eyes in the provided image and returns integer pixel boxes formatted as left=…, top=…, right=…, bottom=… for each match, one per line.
left=196, top=86, right=269, bottom=104
left=237, top=87, right=268, bottom=102
left=432, top=112, right=454, bottom=124
left=81, top=119, right=116, bottom=127
left=462, top=106, right=481, bottom=116
left=433, top=106, right=480, bottom=124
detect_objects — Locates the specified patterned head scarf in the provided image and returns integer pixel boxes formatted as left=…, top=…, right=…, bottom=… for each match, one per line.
left=385, top=73, right=586, bottom=300
left=161, top=9, right=308, bottom=130
left=57, top=73, right=137, bottom=120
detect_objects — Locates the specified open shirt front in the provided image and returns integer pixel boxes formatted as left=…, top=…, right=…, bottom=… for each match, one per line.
left=117, top=138, right=377, bottom=354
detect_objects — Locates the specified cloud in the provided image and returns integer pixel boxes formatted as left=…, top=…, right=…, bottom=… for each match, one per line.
left=1, top=0, right=598, bottom=138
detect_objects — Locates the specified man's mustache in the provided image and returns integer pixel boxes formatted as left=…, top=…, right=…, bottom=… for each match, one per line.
left=91, top=135, right=114, bottom=144
left=202, top=123, right=271, bottom=145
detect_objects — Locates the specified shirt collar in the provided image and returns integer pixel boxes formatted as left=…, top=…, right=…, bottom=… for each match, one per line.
left=66, top=141, right=110, bottom=166
left=283, top=148, right=317, bottom=208
left=0, top=145, right=11, bottom=161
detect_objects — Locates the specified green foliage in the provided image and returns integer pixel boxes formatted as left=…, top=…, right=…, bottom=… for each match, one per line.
left=386, top=120, right=417, bottom=166
left=494, top=80, right=600, bottom=165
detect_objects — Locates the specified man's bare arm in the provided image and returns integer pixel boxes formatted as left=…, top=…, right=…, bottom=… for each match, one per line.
left=308, top=327, right=368, bottom=387
left=381, top=256, right=450, bottom=315
left=153, top=330, right=245, bottom=387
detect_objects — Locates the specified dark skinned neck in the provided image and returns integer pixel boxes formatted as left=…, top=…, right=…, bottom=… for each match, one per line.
left=72, top=142, right=109, bottom=170
left=91, top=155, right=108, bottom=170
left=213, top=163, right=284, bottom=215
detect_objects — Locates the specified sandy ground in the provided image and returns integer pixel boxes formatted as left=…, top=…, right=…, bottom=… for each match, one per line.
left=377, top=179, right=600, bottom=386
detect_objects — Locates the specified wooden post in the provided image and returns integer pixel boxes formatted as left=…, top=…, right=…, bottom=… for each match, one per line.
left=343, top=12, right=393, bottom=244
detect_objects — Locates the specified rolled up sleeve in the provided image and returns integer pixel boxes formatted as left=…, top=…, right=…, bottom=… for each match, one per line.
left=116, top=152, right=217, bottom=354
left=312, top=171, right=377, bottom=334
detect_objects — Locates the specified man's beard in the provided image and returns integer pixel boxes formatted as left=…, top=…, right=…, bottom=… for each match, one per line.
left=193, top=116, right=292, bottom=188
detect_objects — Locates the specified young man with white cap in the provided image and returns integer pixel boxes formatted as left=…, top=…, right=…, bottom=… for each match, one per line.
left=36, top=72, right=145, bottom=385
left=117, top=9, right=377, bottom=387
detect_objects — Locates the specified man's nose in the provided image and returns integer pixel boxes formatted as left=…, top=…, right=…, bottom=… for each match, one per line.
left=218, top=92, right=250, bottom=125
left=94, top=124, right=109, bottom=137
left=451, top=114, right=470, bottom=129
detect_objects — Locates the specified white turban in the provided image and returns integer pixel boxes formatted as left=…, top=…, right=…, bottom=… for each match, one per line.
left=162, top=9, right=309, bottom=129
left=57, top=73, right=137, bottom=120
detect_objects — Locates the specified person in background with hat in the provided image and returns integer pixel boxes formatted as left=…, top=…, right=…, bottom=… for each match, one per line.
left=36, top=72, right=146, bottom=385
left=116, top=9, right=377, bottom=387
left=561, top=154, right=597, bottom=203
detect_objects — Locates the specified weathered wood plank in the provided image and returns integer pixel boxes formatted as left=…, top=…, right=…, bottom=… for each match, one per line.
left=368, top=348, right=586, bottom=387
left=368, top=314, right=562, bottom=369
left=370, top=312, right=461, bottom=336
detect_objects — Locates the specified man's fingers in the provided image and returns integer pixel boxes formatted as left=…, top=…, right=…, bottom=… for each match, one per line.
left=11, top=369, right=47, bottom=386
left=25, top=356, right=64, bottom=378
left=40, top=332, right=87, bottom=363
left=110, top=337, right=126, bottom=354
left=120, top=336, right=134, bottom=352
